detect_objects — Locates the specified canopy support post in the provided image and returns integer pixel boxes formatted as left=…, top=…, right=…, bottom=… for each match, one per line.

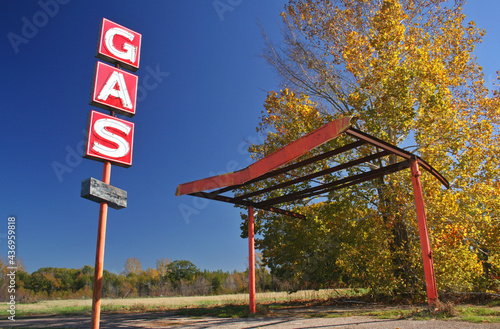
left=248, top=206, right=256, bottom=314
left=410, top=157, right=438, bottom=306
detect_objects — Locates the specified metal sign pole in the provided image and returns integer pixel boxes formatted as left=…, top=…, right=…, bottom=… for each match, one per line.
left=90, top=161, right=111, bottom=329
left=90, top=105, right=115, bottom=329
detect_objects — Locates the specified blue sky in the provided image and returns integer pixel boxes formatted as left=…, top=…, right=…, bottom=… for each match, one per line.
left=1, top=0, right=499, bottom=275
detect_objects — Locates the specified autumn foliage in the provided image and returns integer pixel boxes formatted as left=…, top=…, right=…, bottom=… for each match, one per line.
left=239, top=0, right=500, bottom=299
left=0, top=257, right=279, bottom=302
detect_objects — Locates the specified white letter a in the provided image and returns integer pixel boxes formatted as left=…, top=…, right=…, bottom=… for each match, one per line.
left=97, top=71, right=133, bottom=109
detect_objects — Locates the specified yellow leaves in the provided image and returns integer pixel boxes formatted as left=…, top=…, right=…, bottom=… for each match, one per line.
left=435, top=223, right=468, bottom=248
left=343, top=30, right=373, bottom=78
left=432, top=220, right=483, bottom=291
left=256, top=0, right=500, bottom=293
left=250, top=89, right=343, bottom=169
left=372, top=0, right=406, bottom=36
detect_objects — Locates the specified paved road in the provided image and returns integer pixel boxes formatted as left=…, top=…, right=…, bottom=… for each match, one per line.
left=2, top=313, right=500, bottom=328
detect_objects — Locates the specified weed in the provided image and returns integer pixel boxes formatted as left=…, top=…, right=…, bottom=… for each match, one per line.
left=432, top=300, right=458, bottom=318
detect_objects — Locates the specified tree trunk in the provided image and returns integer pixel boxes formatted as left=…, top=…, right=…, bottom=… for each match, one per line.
left=376, top=175, right=417, bottom=296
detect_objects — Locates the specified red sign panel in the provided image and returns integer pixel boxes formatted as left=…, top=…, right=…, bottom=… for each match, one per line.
left=96, top=18, right=142, bottom=72
left=91, top=61, right=138, bottom=117
left=85, top=110, right=135, bottom=167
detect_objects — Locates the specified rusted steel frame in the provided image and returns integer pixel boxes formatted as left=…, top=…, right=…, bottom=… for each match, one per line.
left=234, top=150, right=391, bottom=202
left=258, top=161, right=410, bottom=207
left=346, top=128, right=414, bottom=159
left=416, top=159, right=449, bottom=189
left=345, top=128, right=449, bottom=188
left=410, top=157, right=438, bottom=306
left=209, top=140, right=366, bottom=198
left=248, top=206, right=256, bottom=314
left=297, top=161, right=412, bottom=202
left=175, top=116, right=352, bottom=196
left=191, top=192, right=306, bottom=219
left=261, top=161, right=410, bottom=206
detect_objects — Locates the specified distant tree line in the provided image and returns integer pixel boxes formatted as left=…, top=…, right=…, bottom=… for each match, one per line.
left=0, top=255, right=297, bottom=302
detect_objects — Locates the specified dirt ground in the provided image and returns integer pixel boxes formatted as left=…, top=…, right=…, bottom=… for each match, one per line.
left=2, top=306, right=500, bottom=329
left=3, top=292, right=499, bottom=328
left=2, top=313, right=499, bottom=328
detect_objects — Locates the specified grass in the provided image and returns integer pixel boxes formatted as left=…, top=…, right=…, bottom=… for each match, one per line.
left=305, top=311, right=355, bottom=318
left=3, top=289, right=499, bottom=324
left=489, top=299, right=500, bottom=307
left=1, top=289, right=348, bottom=316
left=351, top=302, right=500, bottom=323
left=176, top=304, right=250, bottom=318
left=457, top=305, right=500, bottom=323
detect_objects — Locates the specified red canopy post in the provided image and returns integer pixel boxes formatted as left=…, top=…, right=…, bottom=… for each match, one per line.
left=248, top=206, right=256, bottom=314
left=410, top=157, right=438, bottom=306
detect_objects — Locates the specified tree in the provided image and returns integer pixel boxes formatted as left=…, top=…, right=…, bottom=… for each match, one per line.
left=122, top=257, right=143, bottom=276
left=242, top=0, right=499, bottom=296
left=74, top=266, right=93, bottom=292
left=102, top=270, right=121, bottom=298
left=156, top=258, right=172, bottom=277
left=255, top=252, right=274, bottom=292
left=202, top=269, right=229, bottom=294
left=166, top=260, right=200, bottom=283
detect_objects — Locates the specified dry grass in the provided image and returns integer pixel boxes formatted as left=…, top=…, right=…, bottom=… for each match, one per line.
left=2, top=290, right=500, bottom=323
left=4, top=289, right=345, bottom=315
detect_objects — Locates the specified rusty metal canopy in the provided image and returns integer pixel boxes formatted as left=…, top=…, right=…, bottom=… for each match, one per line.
left=176, top=117, right=449, bottom=219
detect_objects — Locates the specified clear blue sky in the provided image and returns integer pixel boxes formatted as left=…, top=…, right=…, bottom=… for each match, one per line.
left=1, top=1, right=499, bottom=274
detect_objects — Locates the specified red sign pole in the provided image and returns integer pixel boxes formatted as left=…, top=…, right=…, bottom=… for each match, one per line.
left=248, top=206, right=256, bottom=314
left=90, top=160, right=111, bottom=329
left=410, top=157, right=438, bottom=306
left=86, top=18, right=141, bottom=328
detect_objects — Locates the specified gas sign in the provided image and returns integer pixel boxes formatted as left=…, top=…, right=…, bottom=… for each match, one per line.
left=96, top=18, right=142, bottom=72
left=91, top=61, right=138, bottom=117
left=84, top=110, right=135, bottom=167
